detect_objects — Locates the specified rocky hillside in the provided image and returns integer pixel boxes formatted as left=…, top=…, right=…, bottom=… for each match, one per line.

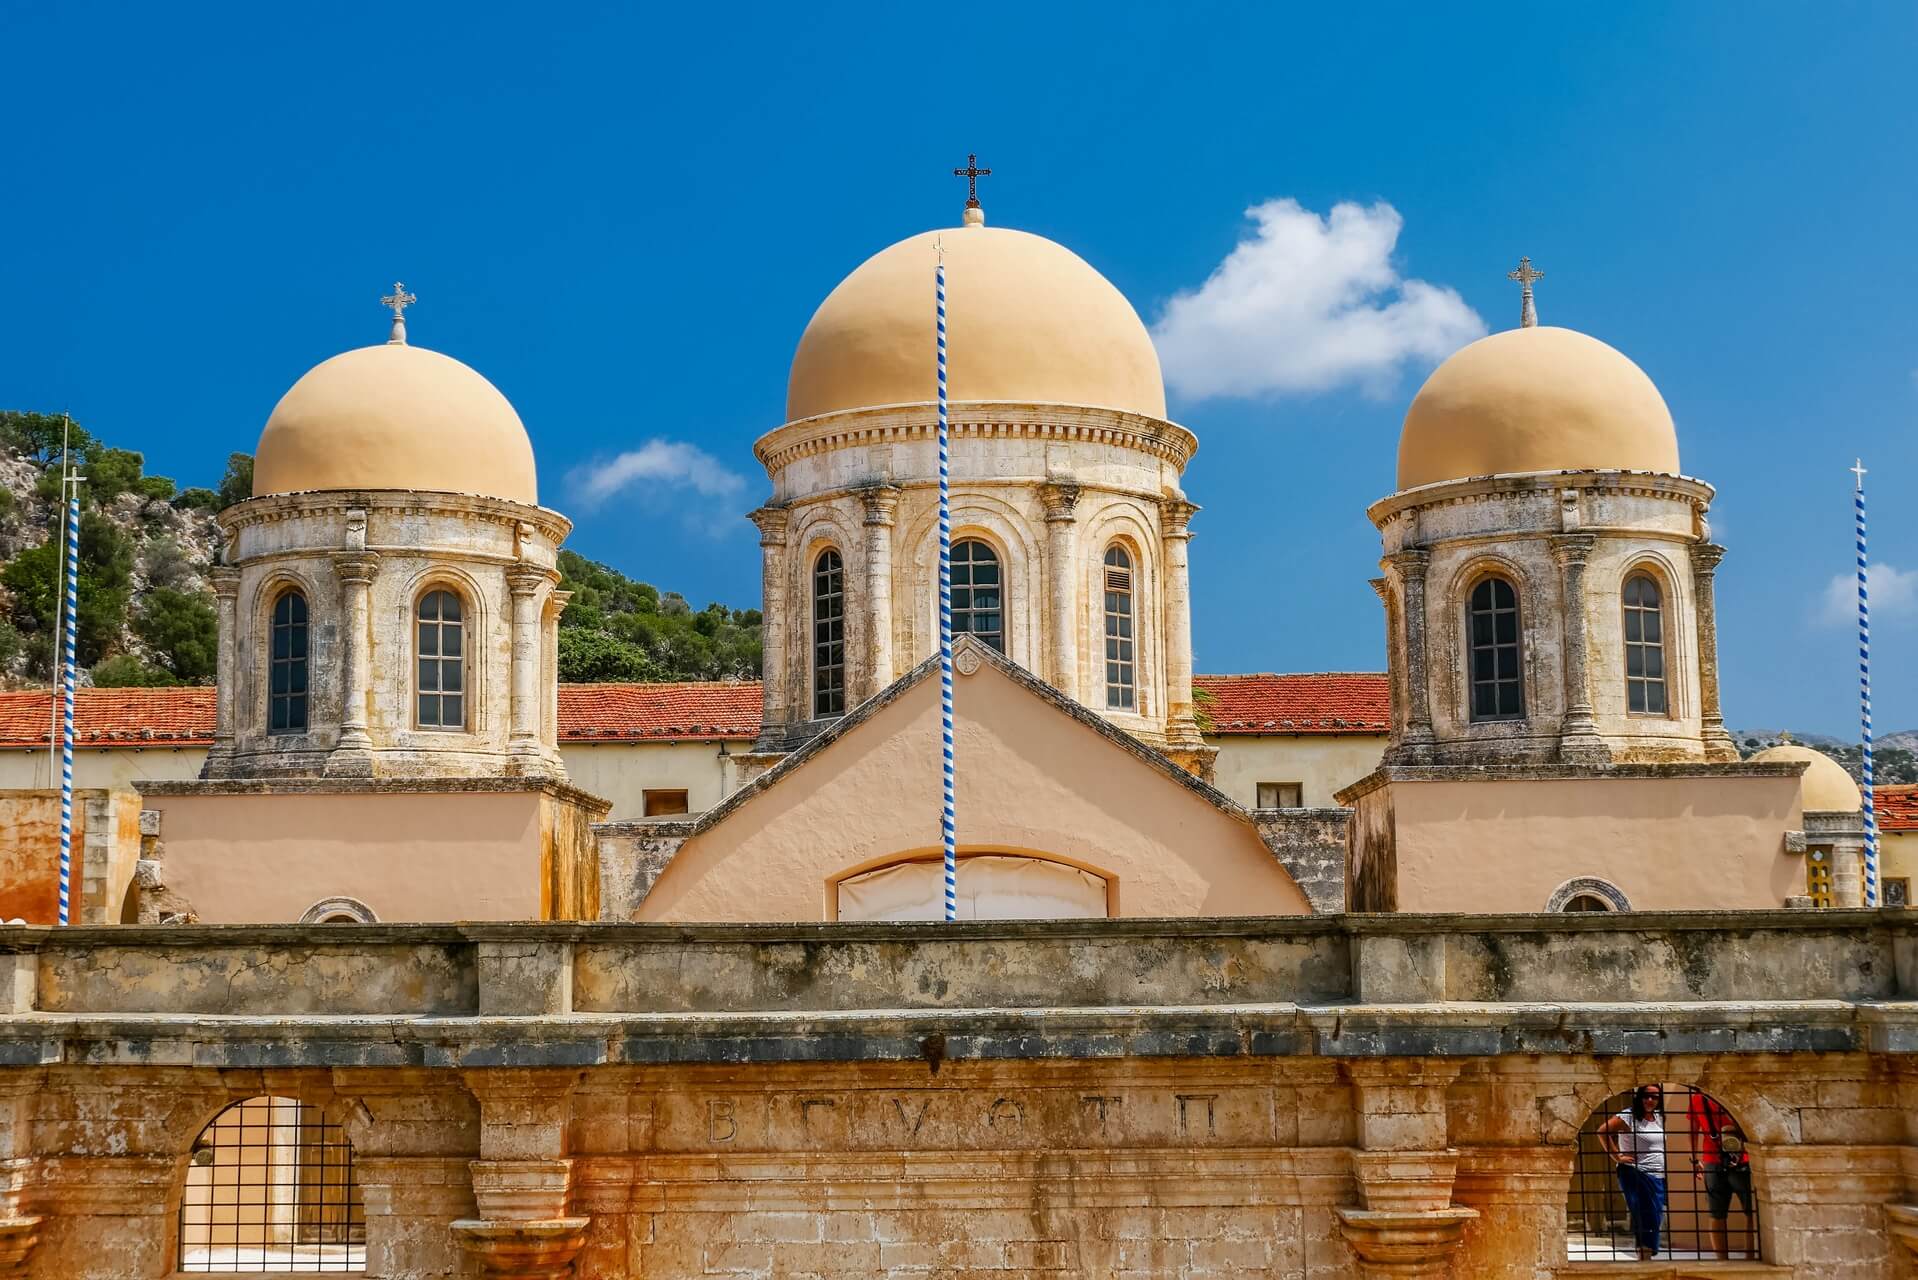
left=0, top=411, right=240, bottom=688
left=1731, top=728, right=1918, bottom=786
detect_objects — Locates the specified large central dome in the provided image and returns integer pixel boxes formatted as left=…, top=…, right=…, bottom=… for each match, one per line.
left=786, top=216, right=1168, bottom=423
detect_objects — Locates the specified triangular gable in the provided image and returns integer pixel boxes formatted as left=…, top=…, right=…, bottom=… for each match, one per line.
left=638, top=638, right=1313, bottom=920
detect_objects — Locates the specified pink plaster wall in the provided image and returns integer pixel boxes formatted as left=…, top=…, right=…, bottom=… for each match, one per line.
left=150, top=791, right=550, bottom=922
left=1384, top=774, right=1803, bottom=912
left=640, top=663, right=1311, bottom=921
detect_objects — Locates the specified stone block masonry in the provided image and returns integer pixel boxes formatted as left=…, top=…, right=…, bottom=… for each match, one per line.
left=1, top=912, right=1918, bottom=1276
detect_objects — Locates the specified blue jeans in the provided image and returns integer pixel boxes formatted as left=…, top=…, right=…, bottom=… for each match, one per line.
left=1616, top=1164, right=1666, bottom=1253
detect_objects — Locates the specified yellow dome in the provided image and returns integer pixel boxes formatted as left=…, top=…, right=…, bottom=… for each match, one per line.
left=1752, top=744, right=1863, bottom=812
left=1397, top=326, right=1679, bottom=490
left=255, top=344, right=537, bottom=504
left=786, top=219, right=1167, bottom=422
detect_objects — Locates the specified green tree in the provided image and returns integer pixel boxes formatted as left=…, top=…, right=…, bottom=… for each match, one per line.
left=84, top=447, right=146, bottom=504
left=217, top=453, right=253, bottom=508
left=133, top=587, right=218, bottom=682
left=90, top=654, right=179, bottom=687
left=1, top=513, right=135, bottom=666
left=0, top=410, right=93, bottom=466
left=557, top=628, right=663, bottom=683
left=173, top=487, right=221, bottom=512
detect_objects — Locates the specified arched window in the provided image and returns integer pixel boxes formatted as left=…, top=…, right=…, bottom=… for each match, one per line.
left=812, top=548, right=845, bottom=718
left=179, top=1096, right=365, bottom=1272
left=415, top=589, right=466, bottom=730
left=269, top=590, right=309, bottom=734
left=1568, top=1085, right=1757, bottom=1262
left=1547, top=877, right=1632, bottom=912
left=1103, top=545, right=1135, bottom=709
left=1467, top=576, right=1525, bottom=721
left=1623, top=574, right=1668, bottom=715
left=950, top=539, right=1004, bottom=652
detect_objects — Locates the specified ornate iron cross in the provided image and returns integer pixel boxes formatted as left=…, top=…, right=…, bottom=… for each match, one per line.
left=381, top=282, right=417, bottom=320
left=953, top=154, right=992, bottom=209
left=1507, top=257, right=1543, bottom=328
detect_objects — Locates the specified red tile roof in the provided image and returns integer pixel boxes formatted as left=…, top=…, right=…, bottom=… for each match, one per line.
left=0, top=672, right=1395, bottom=746
left=557, top=681, right=762, bottom=742
left=1880, top=785, right=1918, bottom=833
left=1193, top=672, right=1391, bottom=735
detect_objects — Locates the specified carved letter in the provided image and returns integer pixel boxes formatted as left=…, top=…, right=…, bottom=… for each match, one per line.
left=1176, top=1093, right=1218, bottom=1138
left=1080, top=1095, right=1123, bottom=1136
left=800, top=1097, right=838, bottom=1136
left=988, top=1097, right=1025, bottom=1132
left=708, top=1098, right=736, bottom=1143
left=893, top=1096, right=931, bottom=1136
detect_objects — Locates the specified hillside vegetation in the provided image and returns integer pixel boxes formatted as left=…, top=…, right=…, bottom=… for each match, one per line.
left=0, top=409, right=762, bottom=689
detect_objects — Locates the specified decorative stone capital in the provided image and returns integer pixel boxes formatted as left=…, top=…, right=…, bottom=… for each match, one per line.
left=1887, top=1204, right=1918, bottom=1259
left=1352, top=1150, right=1461, bottom=1214
left=748, top=503, right=790, bottom=545
left=1336, top=1206, right=1477, bottom=1278
left=1369, top=576, right=1391, bottom=604
left=1160, top=495, right=1199, bottom=536
left=450, top=1216, right=590, bottom=1280
left=330, top=551, right=381, bottom=586
left=506, top=565, right=557, bottom=598
left=0, top=1216, right=41, bottom=1279
left=1691, top=540, right=1727, bottom=576
left=1381, top=548, right=1430, bottom=583
left=208, top=565, right=242, bottom=599
left=857, top=481, right=901, bottom=526
left=1547, top=532, right=1598, bottom=568
left=1039, top=479, right=1083, bottom=522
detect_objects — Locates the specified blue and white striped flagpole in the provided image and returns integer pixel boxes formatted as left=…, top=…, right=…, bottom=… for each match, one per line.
left=936, top=242, right=958, bottom=922
left=1855, top=459, right=1878, bottom=907
left=57, top=480, right=79, bottom=926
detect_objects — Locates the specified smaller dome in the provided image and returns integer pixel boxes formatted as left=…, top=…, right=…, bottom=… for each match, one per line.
left=255, top=344, right=537, bottom=504
left=1397, top=326, right=1679, bottom=490
left=1752, top=744, right=1863, bottom=813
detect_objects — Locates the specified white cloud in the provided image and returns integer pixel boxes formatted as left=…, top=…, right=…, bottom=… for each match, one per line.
left=1152, top=198, right=1486, bottom=401
left=571, top=439, right=747, bottom=509
left=1821, top=562, right=1918, bottom=626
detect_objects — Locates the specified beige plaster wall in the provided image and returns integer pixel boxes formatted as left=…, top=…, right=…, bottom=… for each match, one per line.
left=0, top=746, right=204, bottom=792
left=559, top=740, right=741, bottom=819
left=149, top=790, right=553, bottom=922
left=1209, top=735, right=1385, bottom=808
left=640, top=661, right=1310, bottom=921
left=1383, top=773, right=1802, bottom=912
left=1882, top=828, right=1918, bottom=901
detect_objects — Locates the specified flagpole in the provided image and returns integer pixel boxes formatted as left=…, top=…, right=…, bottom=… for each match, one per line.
left=48, top=415, right=71, bottom=791
left=936, top=240, right=958, bottom=922
left=57, top=471, right=81, bottom=927
left=1854, top=458, right=1878, bottom=906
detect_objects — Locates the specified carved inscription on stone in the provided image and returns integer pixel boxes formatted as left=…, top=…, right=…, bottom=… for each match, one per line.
left=708, top=1098, right=736, bottom=1143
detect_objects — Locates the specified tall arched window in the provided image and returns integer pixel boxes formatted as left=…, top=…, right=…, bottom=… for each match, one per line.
left=179, top=1096, right=365, bottom=1272
left=1623, top=574, right=1668, bottom=715
left=1103, top=545, right=1135, bottom=709
left=269, top=590, right=309, bottom=734
left=416, top=589, right=466, bottom=730
left=950, top=539, right=1004, bottom=652
left=1467, top=576, right=1525, bottom=721
left=812, top=548, right=845, bottom=718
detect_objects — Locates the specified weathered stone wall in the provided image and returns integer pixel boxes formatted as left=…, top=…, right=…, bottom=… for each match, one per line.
left=3, top=914, right=1917, bottom=1278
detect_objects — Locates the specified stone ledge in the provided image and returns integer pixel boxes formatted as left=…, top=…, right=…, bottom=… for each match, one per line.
left=1336, top=761, right=1806, bottom=803
left=135, top=774, right=612, bottom=813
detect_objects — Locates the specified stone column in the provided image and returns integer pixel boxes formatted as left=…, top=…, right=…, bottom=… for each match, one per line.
left=1690, top=542, right=1740, bottom=761
left=507, top=565, right=556, bottom=768
left=0, top=1075, right=39, bottom=1279
left=1335, top=1060, right=1477, bottom=1278
left=1549, top=534, right=1610, bottom=765
left=749, top=505, right=791, bottom=752
left=326, top=548, right=380, bottom=777
left=1039, top=479, right=1082, bottom=695
left=1382, top=549, right=1436, bottom=764
left=1161, top=496, right=1204, bottom=747
left=346, top=1069, right=481, bottom=1280
left=453, top=1069, right=590, bottom=1280
left=858, top=483, right=901, bottom=701
left=206, top=566, right=241, bottom=777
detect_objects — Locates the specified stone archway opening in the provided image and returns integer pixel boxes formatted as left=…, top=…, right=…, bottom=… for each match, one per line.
left=1567, top=1083, right=1758, bottom=1263
left=833, top=852, right=1110, bottom=920
left=178, top=1096, right=366, bottom=1273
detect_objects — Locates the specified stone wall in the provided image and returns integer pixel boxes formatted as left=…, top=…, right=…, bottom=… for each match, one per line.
left=3, top=913, right=1917, bottom=1278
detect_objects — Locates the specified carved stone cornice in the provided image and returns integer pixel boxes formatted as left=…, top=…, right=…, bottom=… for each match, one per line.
left=221, top=489, right=571, bottom=543
left=1367, top=469, right=1715, bottom=529
left=753, top=401, right=1200, bottom=474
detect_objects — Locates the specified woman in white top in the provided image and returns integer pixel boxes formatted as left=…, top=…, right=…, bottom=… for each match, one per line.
left=1598, top=1084, right=1667, bottom=1259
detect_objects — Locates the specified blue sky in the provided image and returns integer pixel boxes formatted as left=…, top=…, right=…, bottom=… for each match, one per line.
left=4, top=3, right=1913, bottom=734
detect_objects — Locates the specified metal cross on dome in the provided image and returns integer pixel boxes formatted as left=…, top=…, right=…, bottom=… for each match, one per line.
left=1507, top=257, right=1543, bottom=328
left=381, top=282, right=417, bottom=345
left=952, top=154, right=992, bottom=209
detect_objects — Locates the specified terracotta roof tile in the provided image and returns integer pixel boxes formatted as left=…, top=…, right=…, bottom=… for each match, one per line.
left=0, top=672, right=1393, bottom=747
left=1192, top=672, right=1391, bottom=735
left=1879, top=785, right=1918, bottom=833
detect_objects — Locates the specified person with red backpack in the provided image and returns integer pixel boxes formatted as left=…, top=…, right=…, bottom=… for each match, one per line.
left=1689, top=1090, right=1754, bottom=1259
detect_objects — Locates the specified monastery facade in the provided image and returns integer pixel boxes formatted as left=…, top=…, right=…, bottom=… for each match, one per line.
left=0, top=190, right=1912, bottom=1278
